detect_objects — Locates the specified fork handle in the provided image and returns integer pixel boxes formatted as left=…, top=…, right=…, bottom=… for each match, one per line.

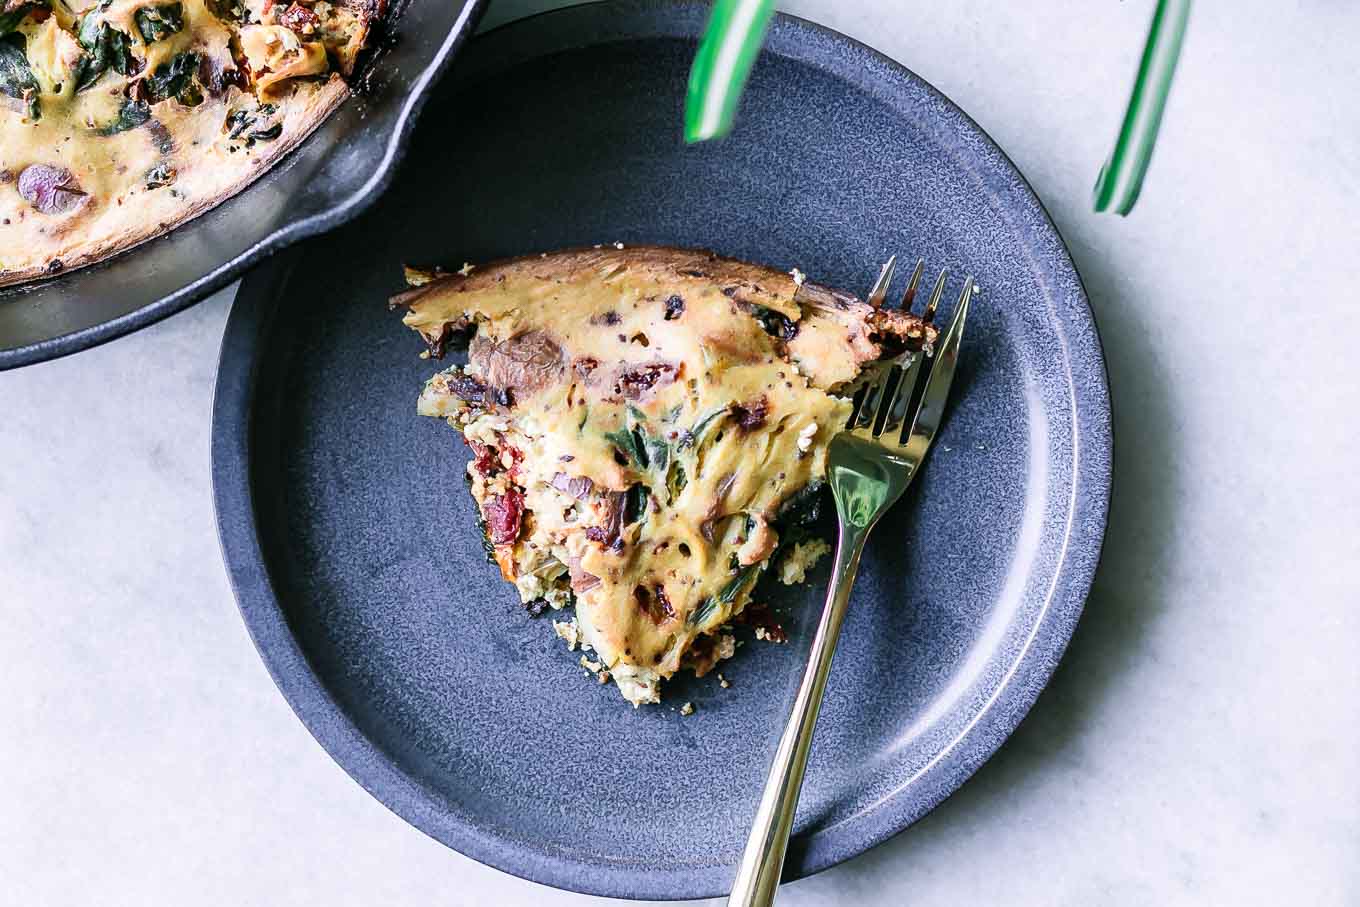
left=727, top=521, right=871, bottom=907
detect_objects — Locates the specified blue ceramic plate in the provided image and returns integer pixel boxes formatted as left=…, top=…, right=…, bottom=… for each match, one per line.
left=212, top=2, right=1111, bottom=899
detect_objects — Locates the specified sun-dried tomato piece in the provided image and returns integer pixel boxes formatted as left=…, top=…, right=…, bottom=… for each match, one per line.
left=276, top=2, right=319, bottom=34
left=483, top=487, right=524, bottom=545
left=738, top=601, right=787, bottom=643
left=634, top=584, right=675, bottom=626
left=466, top=439, right=499, bottom=477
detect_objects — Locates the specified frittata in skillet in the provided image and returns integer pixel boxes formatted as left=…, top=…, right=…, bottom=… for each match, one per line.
left=0, top=0, right=381, bottom=285
left=393, top=246, right=938, bottom=706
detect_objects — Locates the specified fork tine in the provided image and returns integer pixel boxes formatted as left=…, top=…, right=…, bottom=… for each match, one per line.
left=849, top=363, right=890, bottom=432
left=870, top=364, right=905, bottom=436
left=851, top=255, right=902, bottom=426
left=922, top=268, right=948, bottom=323
left=898, top=259, right=925, bottom=310
left=878, top=265, right=950, bottom=435
left=878, top=348, right=929, bottom=438
left=866, top=255, right=897, bottom=307
left=902, top=276, right=972, bottom=449
left=886, top=268, right=950, bottom=437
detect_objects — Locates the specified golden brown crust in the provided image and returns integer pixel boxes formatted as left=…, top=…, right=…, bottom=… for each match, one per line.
left=397, top=246, right=937, bottom=386
left=408, top=246, right=806, bottom=301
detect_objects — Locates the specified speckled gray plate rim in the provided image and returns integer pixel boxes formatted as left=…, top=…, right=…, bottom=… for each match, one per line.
left=212, top=1, right=1112, bottom=900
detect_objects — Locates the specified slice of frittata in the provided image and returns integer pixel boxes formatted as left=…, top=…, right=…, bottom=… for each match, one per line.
left=392, top=246, right=937, bottom=706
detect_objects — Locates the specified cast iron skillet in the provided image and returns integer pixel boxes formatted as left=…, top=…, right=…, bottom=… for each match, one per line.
left=0, top=0, right=487, bottom=370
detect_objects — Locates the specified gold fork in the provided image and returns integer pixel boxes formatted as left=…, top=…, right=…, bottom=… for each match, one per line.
left=728, top=258, right=974, bottom=907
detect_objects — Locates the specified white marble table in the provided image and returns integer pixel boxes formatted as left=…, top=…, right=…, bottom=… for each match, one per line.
left=3, top=2, right=1358, bottom=904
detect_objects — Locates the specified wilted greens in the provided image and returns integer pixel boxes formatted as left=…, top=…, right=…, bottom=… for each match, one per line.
left=74, top=5, right=138, bottom=92
left=0, top=33, right=40, bottom=119
left=94, top=98, right=151, bottom=135
left=141, top=51, right=201, bottom=105
left=134, top=3, right=183, bottom=43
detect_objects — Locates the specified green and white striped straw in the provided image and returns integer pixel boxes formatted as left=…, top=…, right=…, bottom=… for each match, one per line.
left=684, top=0, right=776, bottom=143
left=1093, top=0, right=1192, bottom=215
left=685, top=0, right=1190, bottom=211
